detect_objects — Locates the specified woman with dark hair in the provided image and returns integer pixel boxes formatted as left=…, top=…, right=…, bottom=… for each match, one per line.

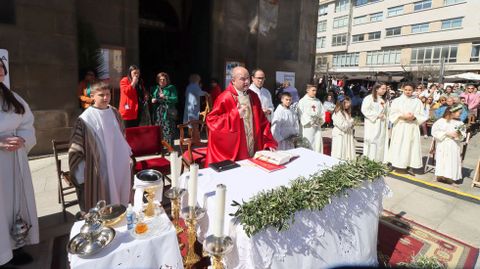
left=361, top=83, right=389, bottom=162
left=387, top=82, right=427, bottom=174
left=151, top=72, right=178, bottom=145
left=431, top=104, right=465, bottom=184
left=0, top=59, right=39, bottom=266
left=119, top=65, right=149, bottom=127
left=331, top=96, right=355, bottom=160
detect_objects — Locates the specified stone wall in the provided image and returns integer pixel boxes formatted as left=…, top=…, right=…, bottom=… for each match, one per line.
left=210, top=0, right=318, bottom=96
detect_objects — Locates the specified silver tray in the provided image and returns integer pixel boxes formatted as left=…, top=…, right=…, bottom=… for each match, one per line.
left=67, top=227, right=116, bottom=257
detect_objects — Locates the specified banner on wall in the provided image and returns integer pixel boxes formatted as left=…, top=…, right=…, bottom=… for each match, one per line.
left=275, top=71, right=295, bottom=87
left=0, top=49, right=10, bottom=88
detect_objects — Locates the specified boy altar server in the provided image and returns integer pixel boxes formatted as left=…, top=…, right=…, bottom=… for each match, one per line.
left=271, top=92, right=299, bottom=150
left=297, top=85, right=324, bottom=153
left=387, top=82, right=427, bottom=173
left=69, top=82, right=132, bottom=210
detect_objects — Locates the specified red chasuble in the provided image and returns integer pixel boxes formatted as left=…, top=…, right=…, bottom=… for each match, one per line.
left=205, top=84, right=277, bottom=167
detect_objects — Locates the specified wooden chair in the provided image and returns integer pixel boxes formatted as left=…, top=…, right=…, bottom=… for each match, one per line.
left=177, top=120, right=208, bottom=171
left=199, top=95, right=212, bottom=123
left=52, top=140, right=79, bottom=218
left=125, top=125, right=174, bottom=182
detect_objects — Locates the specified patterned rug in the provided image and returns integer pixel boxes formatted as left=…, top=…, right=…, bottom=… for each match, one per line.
left=378, top=210, right=479, bottom=268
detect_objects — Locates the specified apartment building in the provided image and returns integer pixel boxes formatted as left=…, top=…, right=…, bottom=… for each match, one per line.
left=315, top=0, right=480, bottom=81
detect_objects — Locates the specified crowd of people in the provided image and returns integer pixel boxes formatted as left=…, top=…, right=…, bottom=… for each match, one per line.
left=1, top=56, right=479, bottom=266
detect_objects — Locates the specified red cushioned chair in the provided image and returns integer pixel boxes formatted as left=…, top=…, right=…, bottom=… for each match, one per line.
left=125, top=125, right=174, bottom=180
left=177, top=120, right=208, bottom=171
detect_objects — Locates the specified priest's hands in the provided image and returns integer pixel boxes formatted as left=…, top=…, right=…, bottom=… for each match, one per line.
left=402, top=112, right=415, bottom=121
left=447, top=131, right=459, bottom=139
left=0, top=136, right=25, bottom=152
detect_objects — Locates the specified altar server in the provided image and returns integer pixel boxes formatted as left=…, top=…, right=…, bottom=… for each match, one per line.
left=331, top=96, right=355, bottom=160
left=431, top=104, right=465, bottom=183
left=361, top=83, right=389, bottom=162
left=271, top=92, right=299, bottom=150
left=297, top=85, right=324, bottom=153
left=69, top=82, right=132, bottom=210
left=387, top=82, right=427, bottom=172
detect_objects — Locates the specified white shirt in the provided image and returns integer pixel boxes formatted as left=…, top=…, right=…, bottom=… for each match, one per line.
left=249, top=84, right=274, bottom=121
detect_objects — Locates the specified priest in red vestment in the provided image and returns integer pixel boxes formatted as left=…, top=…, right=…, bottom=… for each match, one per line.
left=205, top=67, right=277, bottom=166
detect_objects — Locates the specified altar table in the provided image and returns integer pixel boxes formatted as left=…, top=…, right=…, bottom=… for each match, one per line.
left=180, top=148, right=390, bottom=269
left=68, top=214, right=183, bottom=269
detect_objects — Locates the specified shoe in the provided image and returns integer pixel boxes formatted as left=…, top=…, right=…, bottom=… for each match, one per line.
left=406, top=168, right=415, bottom=176
left=7, top=249, right=33, bottom=266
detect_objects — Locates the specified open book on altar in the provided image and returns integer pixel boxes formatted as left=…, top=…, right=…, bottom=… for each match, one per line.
left=248, top=150, right=299, bottom=172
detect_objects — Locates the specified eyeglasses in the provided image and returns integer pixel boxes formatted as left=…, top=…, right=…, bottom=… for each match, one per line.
left=467, top=87, right=475, bottom=89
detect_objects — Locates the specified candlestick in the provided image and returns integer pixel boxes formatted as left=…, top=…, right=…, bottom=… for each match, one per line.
left=188, top=164, right=199, bottom=207
left=181, top=206, right=206, bottom=269
left=213, top=184, right=226, bottom=238
left=170, top=151, right=178, bottom=188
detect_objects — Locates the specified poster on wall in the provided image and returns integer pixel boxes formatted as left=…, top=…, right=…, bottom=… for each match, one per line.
left=275, top=71, right=295, bottom=87
left=225, top=61, right=245, bottom=88
left=99, top=47, right=124, bottom=86
left=0, top=49, right=10, bottom=88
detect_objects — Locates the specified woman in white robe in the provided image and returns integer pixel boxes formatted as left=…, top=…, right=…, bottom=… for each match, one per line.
left=387, top=83, right=427, bottom=171
left=361, top=83, right=389, bottom=162
left=0, top=59, right=39, bottom=265
left=431, top=104, right=465, bottom=183
left=271, top=93, right=299, bottom=150
left=331, top=96, right=356, bottom=160
left=297, top=85, right=324, bottom=153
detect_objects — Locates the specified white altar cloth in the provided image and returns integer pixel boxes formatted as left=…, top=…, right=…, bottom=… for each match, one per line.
left=179, top=148, right=390, bottom=269
left=68, top=214, right=183, bottom=269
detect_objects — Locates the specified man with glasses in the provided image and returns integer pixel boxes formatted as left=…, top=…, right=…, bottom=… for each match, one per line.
left=460, top=84, right=479, bottom=124
left=249, top=69, right=274, bottom=122
left=205, top=66, right=277, bottom=166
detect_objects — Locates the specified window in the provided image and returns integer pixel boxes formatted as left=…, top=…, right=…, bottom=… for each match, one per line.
left=317, top=37, right=326, bottom=49
left=0, top=0, right=15, bottom=24
left=319, top=4, right=328, bottom=16
left=414, top=0, right=432, bottom=11
left=353, top=16, right=367, bottom=25
left=411, top=23, right=429, bottom=33
left=352, top=34, right=365, bottom=42
left=332, top=33, right=348, bottom=46
left=470, top=42, right=480, bottom=62
left=444, top=0, right=464, bottom=6
left=335, top=0, right=350, bottom=13
left=441, top=18, right=463, bottom=29
left=388, top=5, right=404, bottom=17
left=318, top=20, right=327, bottom=33
left=332, top=53, right=360, bottom=67
left=386, top=27, right=401, bottom=36
left=316, top=56, right=329, bottom=68
left=368, top=31, right=381, bottom=40
left=355, top=0, right=368, bottom=6
left=366, top=50, right=401, bottom=65
left=333, top=16, right=349, bottom=29
left=370, top=12, right=383, bottom=22
left=411, top=45, right=458, bottom=64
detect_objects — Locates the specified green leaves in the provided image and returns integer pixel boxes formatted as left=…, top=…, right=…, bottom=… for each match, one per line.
left=231, top=157, right=388, bottom=237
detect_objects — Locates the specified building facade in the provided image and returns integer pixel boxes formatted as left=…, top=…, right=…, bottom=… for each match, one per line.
left=315, top=0, right=480, bottom=81
left=0, top=0, right=317, bottom=155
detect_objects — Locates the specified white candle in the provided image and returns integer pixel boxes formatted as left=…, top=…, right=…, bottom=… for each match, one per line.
left=170, top=152, right=178, bottom=188
left=188, top=164, right=199, bottom=207
left=213, top=184, right=226, bottom=237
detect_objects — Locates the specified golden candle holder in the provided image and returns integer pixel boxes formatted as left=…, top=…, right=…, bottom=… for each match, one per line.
left=203, top=235, right=233, bottom=269
left=181, top=206, right=206, bottom=269
left=165, top=187, right=186, bottom=234
left=143, top=186, right=157, bottom=218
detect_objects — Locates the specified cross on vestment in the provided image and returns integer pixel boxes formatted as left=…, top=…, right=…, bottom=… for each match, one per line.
left=312, top=105, right=316, bottom=112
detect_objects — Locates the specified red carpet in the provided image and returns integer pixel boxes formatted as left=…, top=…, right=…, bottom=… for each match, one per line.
left=378, top=210, right=479, bottom=268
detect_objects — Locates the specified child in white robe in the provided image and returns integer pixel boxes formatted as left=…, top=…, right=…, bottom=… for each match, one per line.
left=69, top=82, right=132, bottom=210
left=387, top=82, right=427, bottom=173
left=297, top=85, right=324, bottom=153
left=271, top=92, right=299, bottom=150
left=331, top=96, right=356, bottom=160
left=431, top=104, right=466, bottom=183
left=361, top=83, right=389, bottom=162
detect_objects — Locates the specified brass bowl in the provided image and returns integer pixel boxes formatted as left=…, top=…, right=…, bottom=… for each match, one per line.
left=99, top=204, right=126, bottom=227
